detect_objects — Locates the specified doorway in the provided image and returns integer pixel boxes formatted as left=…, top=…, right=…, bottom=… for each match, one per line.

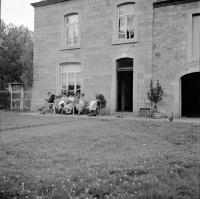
left=181, top=72, right=200, bottom=117
left=117, top=58, right=133, bottom=112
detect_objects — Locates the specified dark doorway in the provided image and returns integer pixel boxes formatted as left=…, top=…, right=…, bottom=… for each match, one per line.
left=181, top=72, right=200, bottom=117
left=117, top=58, right=133, bottom=112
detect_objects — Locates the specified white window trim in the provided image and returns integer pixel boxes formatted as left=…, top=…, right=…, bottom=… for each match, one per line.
left=60, top=63, right=83, bottom=93
left=186, top=8, right=200, bottom=63
left=112, top=0, right=139, bottom=45
left=64, top=14, right=79, bottom=46
left=60, top=10, right=81, bottom=50
left=61, top=72, right=81, bottom=93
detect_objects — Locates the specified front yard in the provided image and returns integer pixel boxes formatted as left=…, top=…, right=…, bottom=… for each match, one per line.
left=0, top=112, right=199, bottom=198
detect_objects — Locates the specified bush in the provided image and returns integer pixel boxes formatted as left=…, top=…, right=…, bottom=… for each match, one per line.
left=95, top=93, right=106, bottom=108
left=0, top=91, right=10, bottom=109
left=147, top=80, right=163, bottom=111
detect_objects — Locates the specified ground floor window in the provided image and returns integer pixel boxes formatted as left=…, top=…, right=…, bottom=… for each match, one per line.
left=61, top=63, right=82, bottom=94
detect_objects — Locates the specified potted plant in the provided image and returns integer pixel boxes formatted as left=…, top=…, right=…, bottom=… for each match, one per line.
left=147, top=80, right=163, bottom=119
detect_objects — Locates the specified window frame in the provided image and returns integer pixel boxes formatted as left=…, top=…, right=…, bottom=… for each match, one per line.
left=61, top=11, right=81, bottom=50
left=64, top=13, right=79, bottom=46
left=191, top=13, right=200, bottom=62
left=112, top=0, right=138, bottom=45
left=186, top=9, right=200, bottom=63
left=62, top=72, right=82, bottom=93
left=60, top=63, right=82, bottom=94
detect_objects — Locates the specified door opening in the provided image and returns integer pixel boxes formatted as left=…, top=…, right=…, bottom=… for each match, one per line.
left=117, top=58, right=133, bottom=112
left=181, top=72, right=200, bottom=117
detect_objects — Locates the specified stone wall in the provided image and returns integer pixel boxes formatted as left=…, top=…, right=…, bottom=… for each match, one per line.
left=32, top=0, right=155, bottom=113
left=152, top=1, right=200, bottom=116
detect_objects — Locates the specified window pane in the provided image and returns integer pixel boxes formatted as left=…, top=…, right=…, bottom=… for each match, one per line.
left=61, top=64, right=82, bottom=93
left=68, top=14, right=78, bottom=24
left=68, top=73, right=75, bottom=92
left=127, top=15, right=135, bottom=39
left=192, top=14, right=200, bottom=61
left=73, top=23, right=78, bottom=44
left=62, top=73, right=67, bottom=89
left=118, top=16, right=126, bottom=39
left=76, top=73, right=81, bottom=93
left=65, top=14, right=79, bottom=45
left=118, top=3, right=135, bottom=16
left=65, top=25, right=74, bottom=45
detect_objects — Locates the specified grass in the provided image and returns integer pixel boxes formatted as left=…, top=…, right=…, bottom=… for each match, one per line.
left=0, top=111, right=199, bottom=198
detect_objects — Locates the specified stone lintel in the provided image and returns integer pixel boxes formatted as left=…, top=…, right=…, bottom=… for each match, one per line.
left=31, top=0, right=70, bottom=7
left=153, top=0, right=200, bottom=8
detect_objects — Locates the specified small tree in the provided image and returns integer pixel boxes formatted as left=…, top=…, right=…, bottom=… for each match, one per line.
left=147, top=80, right=163, bottom=112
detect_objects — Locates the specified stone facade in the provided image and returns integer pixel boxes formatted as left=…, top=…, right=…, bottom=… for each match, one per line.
left=31, top=0, right=200, bottom=117
left=153, top=0, right=200, bottom=116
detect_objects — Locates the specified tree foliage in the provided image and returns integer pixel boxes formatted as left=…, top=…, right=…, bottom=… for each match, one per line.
left=0, top=20, right=33, bottom=90
left=147, top=80, right=163, bottom=105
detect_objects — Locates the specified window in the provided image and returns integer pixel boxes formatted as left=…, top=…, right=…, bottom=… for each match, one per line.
left=112, top=1, right=138, bottom=44
left=61, top=63, right=82, bottom=94
left=192, top=14, right=200, bottom=61
left=65, top=14, right=79, bottom=46
left=118, top=3, right=135, bottom=40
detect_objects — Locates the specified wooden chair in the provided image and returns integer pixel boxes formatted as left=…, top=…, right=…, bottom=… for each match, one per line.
left=139, top=100, right=151, bottom=117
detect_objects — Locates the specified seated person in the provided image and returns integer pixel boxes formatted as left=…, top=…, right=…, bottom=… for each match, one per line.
left=75, top=93, right=86, bottom=115
left=89, top=100, right=97, bottom=116
left=55, top=92, right=74, bottom=114
left=45, top=92, right=55, bottom=104
left=40, top=92, right=55, bottom=113
left=85, top=96, right=98, bottom=116
left=64, top=102, right=74, bottom=114
left=68, top=93, right=75, bottom=103
left=85, top=93, right=106, bottom=116
left=53, top=95, right=60, bottom=113
left=61, top=93, right=75, bottom=114
left=58, top=93, right=70, bottom=114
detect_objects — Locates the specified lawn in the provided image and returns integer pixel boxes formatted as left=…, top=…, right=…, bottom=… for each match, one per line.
left=0, top=111, right=199, bottom=199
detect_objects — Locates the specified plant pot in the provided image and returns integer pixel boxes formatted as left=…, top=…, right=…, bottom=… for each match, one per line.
left=152, top=112, right=162, bottom=119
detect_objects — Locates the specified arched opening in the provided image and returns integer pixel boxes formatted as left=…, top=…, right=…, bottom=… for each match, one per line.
left=116, top=58, right=133, bottom=111
left=181, top=72, right=200, bottom=117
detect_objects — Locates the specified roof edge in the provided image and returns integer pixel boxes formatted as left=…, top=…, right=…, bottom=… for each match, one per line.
left=153, top=0, right=200, bottom=8
left=31, top=0, right=70, bottom=7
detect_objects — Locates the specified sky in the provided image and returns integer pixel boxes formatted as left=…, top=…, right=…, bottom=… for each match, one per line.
left=1, top=0, right=39, bottom=31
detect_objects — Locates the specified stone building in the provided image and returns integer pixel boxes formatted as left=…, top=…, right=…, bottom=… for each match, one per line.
left=31, top=0, right=200, bottom=117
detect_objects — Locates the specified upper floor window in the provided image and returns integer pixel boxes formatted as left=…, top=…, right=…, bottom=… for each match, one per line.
left=112, top=1, right=138, bottom=45
left=118, top=3, right=135, bottom=40
left=65, top=14, right=79, bottom=45
left=192, top=14, right=200, bottom=61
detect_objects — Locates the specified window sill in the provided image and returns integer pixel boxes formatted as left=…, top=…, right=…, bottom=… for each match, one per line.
left=60, top=44, right=81, bottom=51
left=112, top=38, right=138, bottom=45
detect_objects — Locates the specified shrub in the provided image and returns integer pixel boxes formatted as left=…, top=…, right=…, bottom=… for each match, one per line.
left=147, top=80, right=163, bottom=111
left=0, top=91, right=10, bottom=109
left=95, top=93, right=106, bottom=108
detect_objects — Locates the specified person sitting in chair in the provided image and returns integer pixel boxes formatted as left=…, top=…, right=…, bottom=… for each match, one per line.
left=40, top=91, right=55, bottom=113
left=86, top=94, right=98, bottom=116
left=75, top=93, right=86, bottom=115
left=58, top=92, right=70, bottom=114
left=45, top=92, right=55, bottom=104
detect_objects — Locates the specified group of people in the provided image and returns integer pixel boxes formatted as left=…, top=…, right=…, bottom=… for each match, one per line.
left=40, top=90, right=106, bottom=116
